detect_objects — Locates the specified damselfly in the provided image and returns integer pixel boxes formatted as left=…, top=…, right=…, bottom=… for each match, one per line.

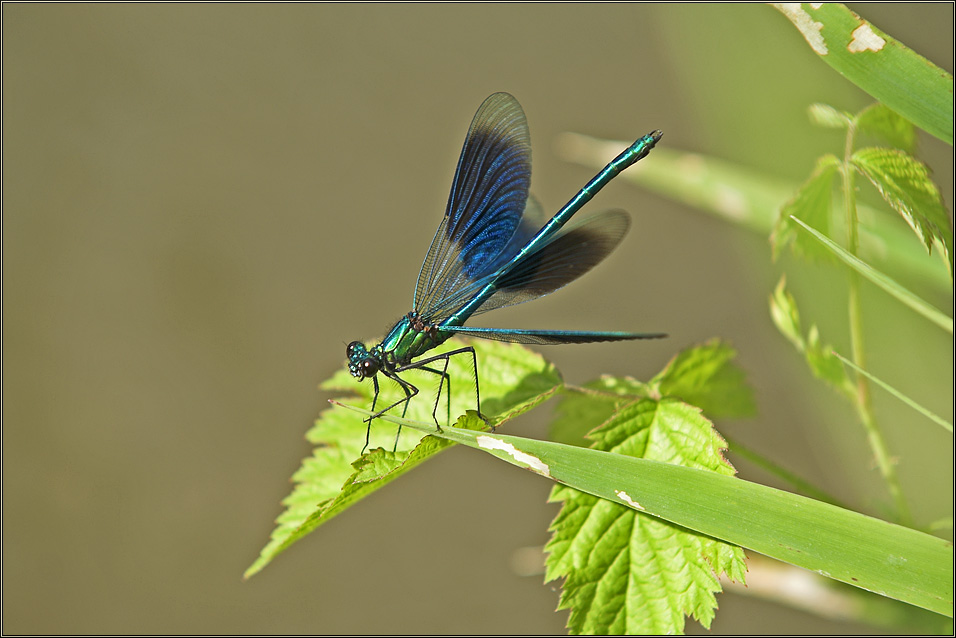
left=346, top=93, right=664, bottom=452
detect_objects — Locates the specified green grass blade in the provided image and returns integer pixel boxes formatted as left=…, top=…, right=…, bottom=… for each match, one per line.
left=790, top=215, right=953, bottom=333
left=341, top=406, right=953, bottom=617
left=832, top=351, right=954, bottom=433
left=773, top=3, right=953, bottom=145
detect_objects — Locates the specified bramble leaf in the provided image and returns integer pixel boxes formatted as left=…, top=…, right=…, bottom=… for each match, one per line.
left=856, top=103, right=917, bottom=153
left=245, top=339, right=561, bottom=578
left=651, top=339, right=755, bottom=419
left=546, top=344, right=749, bottom=634
left=769, top=276, right=855, bottom=399
left=808, top=103, right=851, bottom=129
left=851, top=147, right=953, bottom=277
left=772, top=154, right=841, bottom=262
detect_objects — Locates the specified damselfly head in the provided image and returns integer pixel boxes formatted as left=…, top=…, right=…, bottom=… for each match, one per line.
left=346, top=341, right=379, bottom=380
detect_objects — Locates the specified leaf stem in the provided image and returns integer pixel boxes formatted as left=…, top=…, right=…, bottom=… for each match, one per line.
left=842, top=119, right=911, bottom=524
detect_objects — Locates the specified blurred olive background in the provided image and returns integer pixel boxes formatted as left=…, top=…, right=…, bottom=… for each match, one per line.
left=3, top=3, right=952, bottom=634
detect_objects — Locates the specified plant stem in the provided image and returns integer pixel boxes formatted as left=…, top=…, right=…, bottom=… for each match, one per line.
left=842, top=120, right=911, bottom=524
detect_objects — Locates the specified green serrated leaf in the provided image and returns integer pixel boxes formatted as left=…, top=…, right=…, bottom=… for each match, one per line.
left=651, top=339, right=756, bottom=419
left=550, top=378, right=633, bottom=447
left=589, top=399, right=735, bottom=474
left=808, top=103, right=851, bottom=129
left=768, top=276, right=803, bottom=346
left=547, top=487, right=740, bottom=634
left=553, top=340, right=755, bottom=447
left=769, top=277, right=856, bottom=398
left=773, top=3, right=953, bottom=145
left=546, top=397, right=745, bottom=634
left=851, top=147, right=954, bottom=276
left=245, top=339, right=561, bottom=578
left=772, top=154, right=841, bottom=261
left=856, top=103, right=917, bottom=153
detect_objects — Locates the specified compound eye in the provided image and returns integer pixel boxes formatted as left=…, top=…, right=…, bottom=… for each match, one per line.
left=347, top=341, right=364, bottom=359
left=361, top=358, right=380, bottom=377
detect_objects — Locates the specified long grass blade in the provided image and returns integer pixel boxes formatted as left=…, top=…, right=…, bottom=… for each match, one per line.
left=790, top=215, right=953, bottom=333
left=832, top=351, right=953, bottom=433
left=334, top=403, right=954, bottom=617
